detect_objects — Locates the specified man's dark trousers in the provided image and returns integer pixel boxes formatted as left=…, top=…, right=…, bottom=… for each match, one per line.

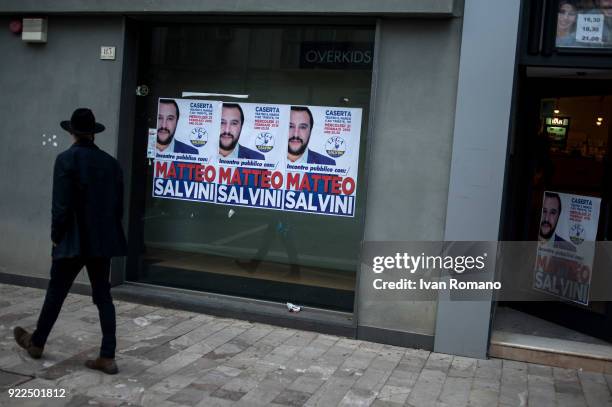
left=31, top=258, right=116, bottom=358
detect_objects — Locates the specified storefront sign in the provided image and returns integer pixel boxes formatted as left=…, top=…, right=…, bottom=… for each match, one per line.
left=152, top=98, right=363, bottom=217
left=545, top=116, right=570, bottom=148
left=299, top=42, right=373, bottom=70
left=533, top=191, right=601, bottom=305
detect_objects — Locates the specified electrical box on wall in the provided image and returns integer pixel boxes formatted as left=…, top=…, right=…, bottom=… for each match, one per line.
left=22, top=18, right=47, bottom=43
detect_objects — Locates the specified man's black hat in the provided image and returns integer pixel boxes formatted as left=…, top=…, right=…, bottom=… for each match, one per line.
left=60, top=108, right=105, bottom=135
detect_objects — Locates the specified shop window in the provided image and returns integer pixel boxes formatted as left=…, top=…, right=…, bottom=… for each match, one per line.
left=556, top=0, right=612, bottom=48
left=133, top=23, right=374, bottom=311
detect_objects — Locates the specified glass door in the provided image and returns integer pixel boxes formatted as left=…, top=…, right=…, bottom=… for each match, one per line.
left=501, top=71, right=612, bottom=341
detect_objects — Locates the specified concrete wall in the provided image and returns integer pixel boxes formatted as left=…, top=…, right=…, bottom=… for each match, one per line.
left=0, top=16, right=125, bottom=281
left=357, top=18, right=463, bottom=341
left=435, top=0, right=520, bottom=358
left=0, top=12, right=467, bottom=347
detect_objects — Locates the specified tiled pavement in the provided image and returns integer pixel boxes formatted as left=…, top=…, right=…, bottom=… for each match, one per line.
left=0, top=283, right=611, bottom=406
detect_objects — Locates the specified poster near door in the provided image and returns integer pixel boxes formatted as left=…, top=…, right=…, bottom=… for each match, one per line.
left=533, top=190, right=601, bottom=305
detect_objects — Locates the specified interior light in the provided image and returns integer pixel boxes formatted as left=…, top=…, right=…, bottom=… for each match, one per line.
left=554, top=109, right=560, bottom=114
left=596, top=121, right=602, bottom=126
left=597, top=117, right=603, bottom=122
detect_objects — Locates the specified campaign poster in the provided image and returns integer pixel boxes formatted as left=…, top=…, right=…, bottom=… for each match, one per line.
left=154, top=98, right=221, bottom=164
left=151, top=100, right=363, bottom=217
left=216, top=102, right=288, bottom=169
left=215, top=102, right=288, bottom=210
left=533, top=191, right=601, bottom=305
left=152, top=159, right=217, bottom=204
left=285, top=105, right=362, bottom=217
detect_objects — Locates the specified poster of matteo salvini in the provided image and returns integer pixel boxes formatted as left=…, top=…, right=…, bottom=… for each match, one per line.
left=152, top=99, right=363, bottom=217
left=284, top=104, right=362, bottom=217
left=214, top=102, right=289, bottom=210
left=154, top=98, right=221, bottom=164
left=533, top=191, right=601, bottom=305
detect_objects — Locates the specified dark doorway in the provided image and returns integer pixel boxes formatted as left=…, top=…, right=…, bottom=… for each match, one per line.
left=500, top=67, right=612, bottom=341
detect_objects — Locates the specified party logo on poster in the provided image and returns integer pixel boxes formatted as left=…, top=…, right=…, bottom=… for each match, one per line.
left=255, top=132, right=275, bottom=153
left=190, top=127, right=209, bottom=147
left=325, top=136, right=347, bottom=158
left=569, top=223, right=585, bottom=245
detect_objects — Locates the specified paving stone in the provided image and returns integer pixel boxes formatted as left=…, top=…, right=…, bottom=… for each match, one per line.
left=0, top=312, right=36, bottom=325
left=468, top=386, right=500, bottom=407
left=0, top=283, right=611, bottom=407
left=193, top=366, right=238, bottom=390
left=273, top=388, right=312, bottom=406
left=233, top=385, right=282, bottom=406
left=555, top=392, right=588, bottom=407
left=374, top=384, right=412, bottom=405
left=424, top=352, right=454, bottom=373
left=528, top=363, right=553, bottom=377
left=194, top=395, right=235, bottom=406
left=438, top=376, right=471, bottom=407
left=499, top=375, right=528, bottom=407
left=384, top=367, right=419, bottom=389
left=337, top=387, right=376, bottom=407
left=0, top=369, right=32, bottom=390
left=371, top=401, right=404, bottom=407
left=166, top=382, right=208, bottom=405
left=448, top=356, right=477, bottom=378
left=578, top=371, right=612, bottom=407
left=210, top=387, right=247, bottom=401
left=37, top=347, right=98, bottom=380
left=528, top=372, right=556, bottom=407
left=405, top=368, right=446, bottom=407
left=289, top=375, right=325, bottom=394
left=263, top=366, right=302, bottom=388
left=140, top=343, right=182, bottom=363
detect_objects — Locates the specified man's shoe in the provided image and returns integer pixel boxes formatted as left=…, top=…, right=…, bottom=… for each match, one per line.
left=13, top=327, right=43, bottom=359
left=85, top=357, right=118, bottom=375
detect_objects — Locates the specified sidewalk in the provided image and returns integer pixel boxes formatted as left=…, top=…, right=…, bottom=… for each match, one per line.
left=0, top=283, right=611, bottom=407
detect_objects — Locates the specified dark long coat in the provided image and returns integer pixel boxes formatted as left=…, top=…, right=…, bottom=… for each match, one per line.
left=51, top=140, right=127, bottom=259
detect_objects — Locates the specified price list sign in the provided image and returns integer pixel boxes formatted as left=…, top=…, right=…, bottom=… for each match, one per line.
left=576, top=14, right=604, bottom=44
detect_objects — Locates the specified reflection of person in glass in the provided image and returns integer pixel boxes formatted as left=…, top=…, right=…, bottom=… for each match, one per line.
left=556, top=0, right=578, bottom=47
left=219, top=103, right=264, bottom=160
left=236, top=212, right=300, bottom=276
left=539, top=192, right=576, bottom=251
left=598, top=0, right=612, bottom=44
left=157, top=99, right=198, bottom=154
left=288, top=106, right=336, bottom=165
left=586, top=0, right=612, bottom=45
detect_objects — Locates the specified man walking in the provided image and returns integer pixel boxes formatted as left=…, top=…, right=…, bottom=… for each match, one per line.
left=13, top=108, right=127, bottom=375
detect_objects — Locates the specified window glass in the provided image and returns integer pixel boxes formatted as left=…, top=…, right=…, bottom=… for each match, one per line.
left=556, top=0, right=612, bottom=48
left=134, top=23, right=374, bottom=311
